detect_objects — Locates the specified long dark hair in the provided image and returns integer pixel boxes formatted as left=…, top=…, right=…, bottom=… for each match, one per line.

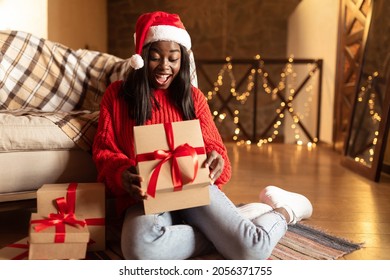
left=120, top=43, right=195, bottom=125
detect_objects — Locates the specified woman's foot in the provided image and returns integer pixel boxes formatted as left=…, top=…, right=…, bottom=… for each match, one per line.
left=259, top=186, right=313, bottom=224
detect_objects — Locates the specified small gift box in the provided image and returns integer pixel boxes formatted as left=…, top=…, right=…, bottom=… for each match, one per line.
left=36, top=183, right=105, bottom=251
left=0, top=237, right=29, bottom=260
left=28, top=213, right=89, bottom=260
left=134, top=120, right=210, bottom=214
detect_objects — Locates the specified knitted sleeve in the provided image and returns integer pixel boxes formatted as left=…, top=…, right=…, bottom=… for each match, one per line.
left=192, top=87, right=231, bottom=187
left=92, top=81, right=134, bottom=197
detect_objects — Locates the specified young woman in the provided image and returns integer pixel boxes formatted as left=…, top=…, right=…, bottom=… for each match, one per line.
left=92, top=11, right=313, bottom=260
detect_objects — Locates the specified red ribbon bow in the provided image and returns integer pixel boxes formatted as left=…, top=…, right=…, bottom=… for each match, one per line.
left=31, top=183, right=86, bottom=243
left=136, top=122, right=205, bottom=198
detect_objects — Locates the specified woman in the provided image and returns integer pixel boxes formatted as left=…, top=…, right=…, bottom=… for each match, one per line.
left=92, top=11, right=313, bottom=260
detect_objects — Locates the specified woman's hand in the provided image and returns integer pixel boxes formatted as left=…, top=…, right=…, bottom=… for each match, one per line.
left=121, top=166, right=148, bottom=200
left=204, top=150, right=225, bottom=183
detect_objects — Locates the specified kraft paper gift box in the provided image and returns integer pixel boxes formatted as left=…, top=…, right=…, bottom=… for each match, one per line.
left=36, top=183, right=105, bottom=251
left=134, top=120, right=211, bottom=214
left=0, top=237, right=29, bottom=260
left=28, top=213, right=90, bottom=260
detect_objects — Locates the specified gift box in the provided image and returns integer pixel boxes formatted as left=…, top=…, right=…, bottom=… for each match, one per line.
left=0, top=237, right=29, bottom=260
left=28, top=213, right=89, bottom=260
left=134, top=120, right=210, bottom=214
left=36, top=183, right=105, bottom=251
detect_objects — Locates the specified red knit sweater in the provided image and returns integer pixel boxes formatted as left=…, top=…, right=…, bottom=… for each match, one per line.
left=92, top=80, right=231, bottom=213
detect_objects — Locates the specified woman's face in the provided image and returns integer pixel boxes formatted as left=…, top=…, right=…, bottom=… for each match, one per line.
left=148, top=41, right=181, bottom=89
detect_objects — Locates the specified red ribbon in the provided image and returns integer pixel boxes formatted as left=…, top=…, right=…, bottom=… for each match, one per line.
left=85, top=218, right=105, bottom=226
left=30, top=183, right=104, bottom=245
left=65, top=183, right=105, bottom=226
left=31, top=183, right=86, bottom=243
left=7, top=243, right=29, bottom=260
left=31, top=212, right=86, bottom=243
left=136, top=122, right=205, bottom=198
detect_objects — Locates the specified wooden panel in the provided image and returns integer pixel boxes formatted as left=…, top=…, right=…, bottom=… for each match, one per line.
left=333, top=0, right=373, bottom=152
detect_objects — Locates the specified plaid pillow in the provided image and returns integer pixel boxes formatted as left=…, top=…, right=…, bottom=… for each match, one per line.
left=0, top=30, right=125, bottom=112
left=0, top=30, right=131, bottom=151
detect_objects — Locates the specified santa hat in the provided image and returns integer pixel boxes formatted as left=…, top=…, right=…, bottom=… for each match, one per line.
left=129, top=11, right=192, bottom=70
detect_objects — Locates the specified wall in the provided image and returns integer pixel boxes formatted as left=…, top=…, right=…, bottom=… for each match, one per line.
left=0, top=0, right=107, bottom=52
left=107, top=0, right=300, bottom=59
left=287, top=0, right=340, bottom=144
left=48, top=0, right=107, bottom=52
left=0, top=0, right=48, bottom=38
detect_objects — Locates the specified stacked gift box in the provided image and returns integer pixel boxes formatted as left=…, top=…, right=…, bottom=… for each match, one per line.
left=0, top=182, right=105, bottom=260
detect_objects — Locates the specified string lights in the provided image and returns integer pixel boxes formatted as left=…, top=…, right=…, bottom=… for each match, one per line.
left=354, top=71, right=381, bottom=165
left=206, top=55, right=319, bottom=148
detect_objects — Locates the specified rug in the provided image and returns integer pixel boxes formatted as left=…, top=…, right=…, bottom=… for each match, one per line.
left=87, top=222, right=363, bottom=260
left=268, top=223, right=363, bottom=260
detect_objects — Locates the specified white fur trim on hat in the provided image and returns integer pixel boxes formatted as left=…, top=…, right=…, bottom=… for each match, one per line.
left=145, top=25, right=191, bottom=50
left=129, top=54, right=144, bottom=70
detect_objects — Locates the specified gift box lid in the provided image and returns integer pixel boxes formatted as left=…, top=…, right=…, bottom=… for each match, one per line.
left=29, top=213, right=90, bottom=244
left=134, top=120, right=206, bottom=154
left=37, top=183, right=105, bottom=216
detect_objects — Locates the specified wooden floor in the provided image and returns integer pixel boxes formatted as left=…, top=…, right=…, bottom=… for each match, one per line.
left=1, top=143, right=390, bottom=259
left=223, top=143, right=390, bottom=260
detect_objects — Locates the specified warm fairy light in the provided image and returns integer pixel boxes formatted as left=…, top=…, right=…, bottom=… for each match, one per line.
left=353, top=71, right=382, bottom=165
left=206, top=55, right=319, bottom=146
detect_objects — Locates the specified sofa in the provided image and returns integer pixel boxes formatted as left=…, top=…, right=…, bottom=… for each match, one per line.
left=0, top=30, right=130, bottom=204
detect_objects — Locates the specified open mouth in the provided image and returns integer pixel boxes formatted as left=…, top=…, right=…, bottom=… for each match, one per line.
left=154, top=74, right=172, bottom=87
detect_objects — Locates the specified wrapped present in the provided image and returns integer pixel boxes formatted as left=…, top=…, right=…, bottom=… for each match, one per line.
left=0, top=237, right=29, bottom=260
left=28, top=213, right=89, bottom=260
left=36, top=183, right=105, bottom=251
left=134, top=120, right=210, bottom=214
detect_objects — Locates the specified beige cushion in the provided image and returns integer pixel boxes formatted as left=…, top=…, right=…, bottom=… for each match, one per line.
left=0, top=150, right=97, bottom=193
left=0, top=113, right=76, bottom=151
